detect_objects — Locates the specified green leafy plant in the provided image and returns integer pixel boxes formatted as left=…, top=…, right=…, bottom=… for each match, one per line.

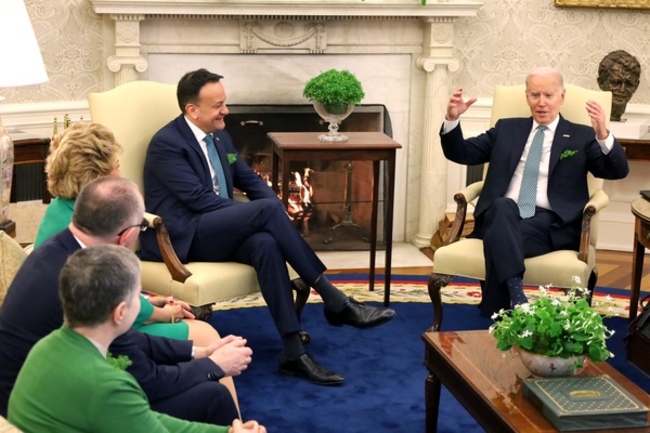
left=489, top=277, right=614, bottom=366
left=107, top=352, right=133, bottom=370
left=303, top=69, right=365, bottom=106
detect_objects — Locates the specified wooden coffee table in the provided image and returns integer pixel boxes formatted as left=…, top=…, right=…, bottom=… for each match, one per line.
left=423, top=330, right=650, bottom=433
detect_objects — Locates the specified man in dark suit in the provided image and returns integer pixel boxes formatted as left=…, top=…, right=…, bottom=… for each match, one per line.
left=440, top=67, right=629, bottom=317
left=141, top=68, right=395, bottom=386
left=0, top=177, right=250, bottom=424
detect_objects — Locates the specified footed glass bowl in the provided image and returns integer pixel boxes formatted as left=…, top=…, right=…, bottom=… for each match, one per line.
left=312, top=100, right=355, bottom=142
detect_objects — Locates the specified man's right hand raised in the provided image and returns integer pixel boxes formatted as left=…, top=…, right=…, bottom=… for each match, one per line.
left=195, top=335, right=253, bottom=377
left=445, top=87, right=477, bottom=121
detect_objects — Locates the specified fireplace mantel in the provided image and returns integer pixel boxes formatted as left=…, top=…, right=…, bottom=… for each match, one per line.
left=90, top=0, right=483, bottom=249
left=90, top=0, right=481, bottom=19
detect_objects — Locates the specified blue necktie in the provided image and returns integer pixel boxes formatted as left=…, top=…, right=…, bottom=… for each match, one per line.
left=203, top=134, right=230, bottom=199
left=517, top=126, right=547, bottom=219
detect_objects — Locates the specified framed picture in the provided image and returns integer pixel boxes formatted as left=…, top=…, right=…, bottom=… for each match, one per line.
left=555, top=0, right=650, bottom=8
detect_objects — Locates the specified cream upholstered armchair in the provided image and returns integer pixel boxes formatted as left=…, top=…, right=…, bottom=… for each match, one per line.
left=88, top=81, right=310, bottom=325
left=428, top=84, right=612, bottom=331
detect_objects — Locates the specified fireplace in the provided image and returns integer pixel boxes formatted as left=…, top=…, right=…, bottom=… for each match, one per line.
left=227, top=104, right=390, bottom=251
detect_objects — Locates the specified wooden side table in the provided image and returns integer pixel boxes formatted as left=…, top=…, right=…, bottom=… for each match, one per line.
left=631, top=197, right=650, bottom=320
left=268, top=131, right=401, bottom=306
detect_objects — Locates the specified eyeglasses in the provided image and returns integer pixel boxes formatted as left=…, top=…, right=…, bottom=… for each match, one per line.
left=117, top=219, right=148, bottom=237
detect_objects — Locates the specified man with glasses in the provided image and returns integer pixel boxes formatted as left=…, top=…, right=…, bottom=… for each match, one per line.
left=0, top=177, right=250, bottom=425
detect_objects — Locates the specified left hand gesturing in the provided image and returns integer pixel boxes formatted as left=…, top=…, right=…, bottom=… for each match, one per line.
left=585, top=100, right=609, bottom=140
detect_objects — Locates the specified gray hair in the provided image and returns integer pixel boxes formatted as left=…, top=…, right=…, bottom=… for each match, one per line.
left=59, top=245, right=141, bottom=328
left=525, top=67, right=565, bottom=91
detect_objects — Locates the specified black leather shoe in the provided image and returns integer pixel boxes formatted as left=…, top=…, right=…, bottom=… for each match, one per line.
left=279, top=353, right=345, bottom=386
left=324, top=297, right=396, bottom=328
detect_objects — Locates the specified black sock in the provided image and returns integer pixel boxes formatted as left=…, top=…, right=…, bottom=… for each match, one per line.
left=312, top=275, right=349, bottom=312
left=506, top=276, right=527, bottom=306
left=282, top=332, right=305, bottom=359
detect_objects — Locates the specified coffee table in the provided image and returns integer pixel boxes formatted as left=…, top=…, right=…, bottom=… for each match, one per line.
left=423, top=330, right=650, bottom=433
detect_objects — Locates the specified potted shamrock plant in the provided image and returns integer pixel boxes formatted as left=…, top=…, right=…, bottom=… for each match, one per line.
left=303, top=69, right=365, bottom=142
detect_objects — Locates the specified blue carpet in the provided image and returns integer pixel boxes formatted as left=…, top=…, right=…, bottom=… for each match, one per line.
left=209, top=299, right=649, bottom=432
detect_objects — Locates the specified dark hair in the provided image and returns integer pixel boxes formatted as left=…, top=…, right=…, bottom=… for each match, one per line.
left=177, top=68, right=225, bottom=113
left=72, top=176, right=143, bottom=238
left=59, top=245, right=140, bottom=328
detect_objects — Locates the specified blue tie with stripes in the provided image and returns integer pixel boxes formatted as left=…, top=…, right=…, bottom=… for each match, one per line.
left=517, top=125, right=547, bottom=219
left=203, top=134, right=230, bottom=199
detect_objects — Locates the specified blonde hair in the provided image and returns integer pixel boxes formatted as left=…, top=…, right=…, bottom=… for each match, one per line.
left=46, top=123, right=122, bottom=199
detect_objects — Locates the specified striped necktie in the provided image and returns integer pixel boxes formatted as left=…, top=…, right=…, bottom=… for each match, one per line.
left=203, top=134, right=230, bottom=199
left=517, top=125, right=547, bottom=219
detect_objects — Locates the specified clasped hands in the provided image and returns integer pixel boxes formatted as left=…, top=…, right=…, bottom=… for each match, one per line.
left=194, top=335, right=253, bottom=377
left=150, top=295, right=195, bottom=323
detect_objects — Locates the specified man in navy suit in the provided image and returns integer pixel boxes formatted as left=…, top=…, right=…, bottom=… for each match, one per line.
left=0, top=177, right=250, bottom=423
left=141, top=68, right=395, bottom=386
left=440, top=67, right=629, bottom=317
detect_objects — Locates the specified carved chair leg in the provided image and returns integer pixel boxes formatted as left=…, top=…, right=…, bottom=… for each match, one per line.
left=291, top=278, right=312, bottom=345
left=427, top=273, right=452, bottom=333
left=586, top=268, right=598, bottom=306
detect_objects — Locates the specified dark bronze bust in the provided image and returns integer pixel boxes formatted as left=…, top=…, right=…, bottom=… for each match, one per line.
left=597, top=50, right=641, bottom=122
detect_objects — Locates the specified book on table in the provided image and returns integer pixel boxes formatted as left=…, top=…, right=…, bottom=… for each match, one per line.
left=641, top=190, right=650, bottom=202
left=522, top=375, right=649, bottom=431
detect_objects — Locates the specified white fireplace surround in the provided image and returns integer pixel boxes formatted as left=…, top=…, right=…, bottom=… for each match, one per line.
left=85, top=0, right=483, bottom=248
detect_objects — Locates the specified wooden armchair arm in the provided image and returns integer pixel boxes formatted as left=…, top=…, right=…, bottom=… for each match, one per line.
left=577, top=189, right=609, bottom=264
left=143, top=212, right=192, bottom=283
left=443, top=181, right=483, bottom=246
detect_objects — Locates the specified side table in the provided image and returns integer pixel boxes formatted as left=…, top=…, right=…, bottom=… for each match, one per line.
left=631, top=197, right=650, bottom=320
left=268, top=131, right=401, bottom=306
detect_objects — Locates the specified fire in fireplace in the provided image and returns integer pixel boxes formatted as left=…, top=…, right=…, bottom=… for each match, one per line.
left=226, top=104, right=391, bottom=251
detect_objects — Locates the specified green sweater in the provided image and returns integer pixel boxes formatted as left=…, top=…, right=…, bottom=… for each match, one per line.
left=33, top=197, right=75, bottom=247
left=8, top=326, right=228, bottom=433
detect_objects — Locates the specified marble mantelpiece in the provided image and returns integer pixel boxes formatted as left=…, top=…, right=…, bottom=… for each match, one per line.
left=89, top=0, right=483, bottom=248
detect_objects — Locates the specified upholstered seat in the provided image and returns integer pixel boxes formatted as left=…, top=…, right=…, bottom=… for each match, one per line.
left=428, top=83, right=612, bottom=331
left=88, top=81, right=309, bottom=321
left=0, top=231, right=28, bottom=306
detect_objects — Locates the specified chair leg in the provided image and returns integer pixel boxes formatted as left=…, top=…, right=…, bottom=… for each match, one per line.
left=586, top=268, right=598, bottom=306
left=291, top=278, right=311, bottom=345
left=427, top=273, right=452, bottom=332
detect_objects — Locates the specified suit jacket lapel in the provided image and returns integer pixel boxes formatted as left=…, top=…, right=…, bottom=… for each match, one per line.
left=508, top=118, right=534, bottom=177
left=175, top=116, right=213, bottom=188
left=549, top=115, right=571, bottom=175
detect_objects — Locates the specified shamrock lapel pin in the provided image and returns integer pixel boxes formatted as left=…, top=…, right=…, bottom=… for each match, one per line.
left=227, top=153, right=238, bottom=165
left=560, top=149, right=578, bottom=160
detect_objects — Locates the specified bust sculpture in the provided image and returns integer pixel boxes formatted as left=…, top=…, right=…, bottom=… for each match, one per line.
left=597, top=50, right=641, bottom=122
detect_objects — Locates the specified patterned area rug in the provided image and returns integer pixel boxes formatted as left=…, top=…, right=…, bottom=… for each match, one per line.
left=213, top=274, right=634, bottom=318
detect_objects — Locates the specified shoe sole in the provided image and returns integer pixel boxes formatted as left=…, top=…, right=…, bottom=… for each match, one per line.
left=278, top=368, right=345, bottom=386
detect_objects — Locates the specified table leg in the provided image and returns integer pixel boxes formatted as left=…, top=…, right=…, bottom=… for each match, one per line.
left=425, top=371, right=441, bottom=433
left=631, top=218, right=645, bottom=320
left=271, top=149, right=279, bottom=195
left=384, top=154, right=396, bottom=306
left=369, top=160, right=379, bottom=292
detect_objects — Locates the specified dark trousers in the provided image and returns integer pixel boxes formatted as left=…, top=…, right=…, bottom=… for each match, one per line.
left=189, top=198, right=326, bottom=337
left=150, top=381, right=238, bottom=425
left=471, top=197, right=575, bottom=316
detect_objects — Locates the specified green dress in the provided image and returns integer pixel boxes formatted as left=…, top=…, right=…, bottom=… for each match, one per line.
left=33, top=198, right=189, bottom=339
left=9, top=326, right=227, bottom=433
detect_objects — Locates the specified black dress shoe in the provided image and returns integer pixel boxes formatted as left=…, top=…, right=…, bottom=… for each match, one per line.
left=324, top=297, right=396, bottom=328
left=279, top=353, right=345, bottom=386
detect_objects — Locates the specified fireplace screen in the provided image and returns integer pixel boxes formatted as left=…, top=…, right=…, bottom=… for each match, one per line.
left=226, top=104, right=391, bottom=251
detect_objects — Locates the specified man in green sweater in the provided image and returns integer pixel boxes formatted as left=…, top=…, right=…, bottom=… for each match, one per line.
left=8, top=245, right=266, bottom=433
